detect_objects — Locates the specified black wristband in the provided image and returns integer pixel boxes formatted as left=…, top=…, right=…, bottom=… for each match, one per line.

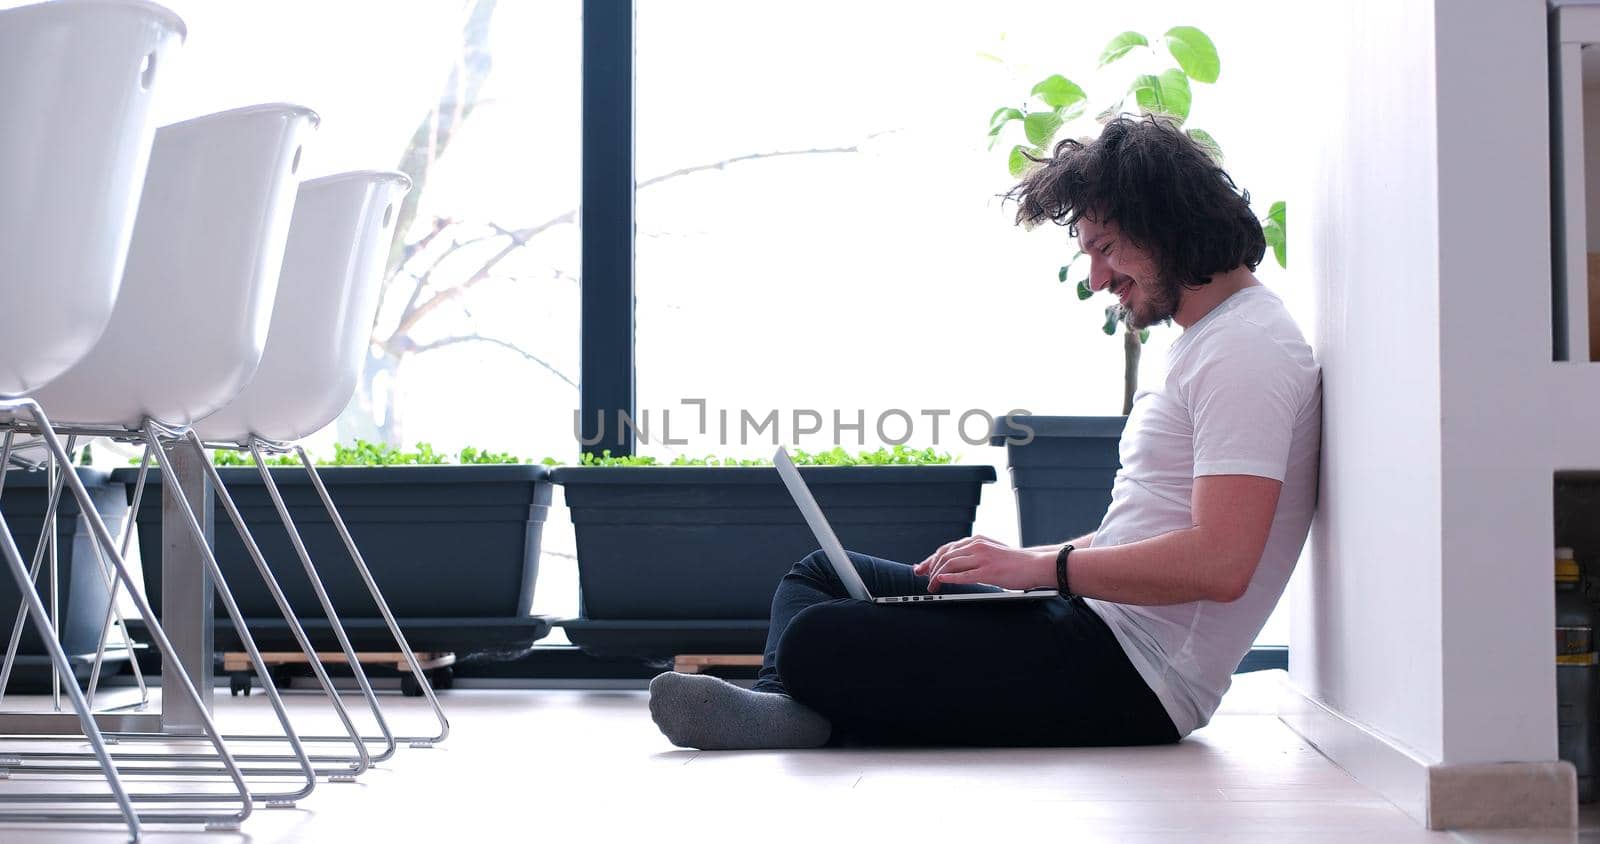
left=1055, top=543, right=1076, bottom=598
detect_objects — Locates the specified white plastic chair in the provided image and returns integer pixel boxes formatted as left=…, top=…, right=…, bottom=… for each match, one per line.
left=197, top=171, right=412, bottom=445
left=31, top=103, right=317, bottom=429
left=0, top=1, right=244, bottom=839
left=0, top=0, right=184, bottom=398
left=193, top=171, right=452, bottom=750
left=185, top=170, right=450, bottom=757
left=1, top=103, right=363, bottom=811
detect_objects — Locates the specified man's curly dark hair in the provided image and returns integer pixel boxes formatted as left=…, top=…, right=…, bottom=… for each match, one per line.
left=1009, top=114, right=1265, bottom=289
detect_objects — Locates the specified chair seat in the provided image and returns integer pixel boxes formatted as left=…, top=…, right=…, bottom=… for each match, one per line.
left=27, top=103, right=318, bottom=429
left=193, top=170, right=409, bottom=445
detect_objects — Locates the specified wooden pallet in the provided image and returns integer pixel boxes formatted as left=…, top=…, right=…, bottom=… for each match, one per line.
left=672, top=654, right=762, bottom=674
left=223, top=651, right=455, bottom=674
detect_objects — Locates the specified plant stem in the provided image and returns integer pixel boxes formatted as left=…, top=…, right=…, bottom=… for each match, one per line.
left=1122, top=327, right=1141, bottom=415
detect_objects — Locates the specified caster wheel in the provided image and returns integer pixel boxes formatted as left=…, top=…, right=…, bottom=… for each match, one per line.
left=428, top=666, right=454, bottom=691
left=229, top=672, right=252, bottom=697
left=270, top=665, right=295, bottom=690
left=400, top=673, right=422, bottom=698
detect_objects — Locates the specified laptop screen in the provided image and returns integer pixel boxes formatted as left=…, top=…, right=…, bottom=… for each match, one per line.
left=772, top=447, right=873, bottom=601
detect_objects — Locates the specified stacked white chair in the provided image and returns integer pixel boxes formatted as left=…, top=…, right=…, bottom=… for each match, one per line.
left=0, top=1, right=255, bottom=839
left=187, top=170, right=453, bottom=749
left=4, top=103, right=392, bottom=801
left=2, top=5, right=459, bottom=838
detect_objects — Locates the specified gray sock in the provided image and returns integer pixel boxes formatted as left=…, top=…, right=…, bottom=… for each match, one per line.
left=648, top=671, right=831, bottom=750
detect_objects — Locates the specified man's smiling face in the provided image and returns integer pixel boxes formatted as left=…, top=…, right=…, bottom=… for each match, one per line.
left=1075, top=215, right=1180, bottom=330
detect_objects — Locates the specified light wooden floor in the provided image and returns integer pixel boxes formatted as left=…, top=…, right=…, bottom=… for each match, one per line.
left=0, top=670, right=1594, bottom=842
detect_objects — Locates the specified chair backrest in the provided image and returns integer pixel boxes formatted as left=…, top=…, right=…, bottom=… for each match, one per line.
left=0, top=0, right=186, bottom=397
left=30, top=103, right=319, bottom=429
left=194, top=170, right=411, bottom=444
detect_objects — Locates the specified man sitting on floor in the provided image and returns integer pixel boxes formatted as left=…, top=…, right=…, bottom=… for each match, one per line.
left=649, top=114, right=1323, bottom=749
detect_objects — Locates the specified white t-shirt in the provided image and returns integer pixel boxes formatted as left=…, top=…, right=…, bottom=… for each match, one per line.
left=1084, top=283, right=1322, bottom=737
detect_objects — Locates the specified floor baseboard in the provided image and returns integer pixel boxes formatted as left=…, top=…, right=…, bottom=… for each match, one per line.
left=1276, top=677, right=1576, bottom=830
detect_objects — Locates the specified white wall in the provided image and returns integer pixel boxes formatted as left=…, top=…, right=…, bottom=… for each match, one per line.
left=1291, top=0, right=1445, bottom=763
left=1434, top=0, right=1554, bottom=766
left=1294, top=0, right=1556, bottom=767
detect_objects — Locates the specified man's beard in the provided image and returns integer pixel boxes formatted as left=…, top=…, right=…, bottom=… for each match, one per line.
left=1119, top=273, right=1182, bottom=330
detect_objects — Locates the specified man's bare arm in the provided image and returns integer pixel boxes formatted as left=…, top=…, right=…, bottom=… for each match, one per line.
left=1025, top=531, right=1094, bottom=552
left=918, top=476, right=1278, bottom=603
left=1065, top=475, right=1280, bottom=605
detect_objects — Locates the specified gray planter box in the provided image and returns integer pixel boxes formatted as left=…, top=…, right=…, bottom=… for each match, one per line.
left=990, top=415, right=1126, bottom=546
left=116, top=464, right=552, bottom=656
left=551, top=463, right=995, bottom=659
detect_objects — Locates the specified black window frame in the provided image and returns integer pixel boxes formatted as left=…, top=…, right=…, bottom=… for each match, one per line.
left=579, top=0, right=636, bottom=459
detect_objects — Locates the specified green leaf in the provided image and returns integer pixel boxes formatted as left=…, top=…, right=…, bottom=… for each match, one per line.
left=1139, top=328, right=1151, bottom=343
left=1007, top=144, right=1036, bottom=177
left=1130, top=74, right=1162, bottom=114
left=1103, top=305, right=1120, bottom=335
left=1099, top=31, right=1149, bottom=67
left=1023, top=110, right=1065, bottom=147
left=1188, top=128, right=1224, bottom=164
left=1030, top=74, right=1086, bottom=110
left=1263, top=200, right=1287, bottom=267
left=1158, top=69, right=1191, bottom=122
left=988, top=106, right=1023, bottom=135
left=1061, top=250, right=1089, bottom=291
left=976, top=50, right=1004, bottom=64
left=1265, top=227, right=1286, bottom=268
left=1129, top=71, right=1191, bottom=123
left=1077, top=279, right=1093, bottom=300
left=988, top=106, right=1024, bottom=150
left=1165, top=26, right=1220, bottom=83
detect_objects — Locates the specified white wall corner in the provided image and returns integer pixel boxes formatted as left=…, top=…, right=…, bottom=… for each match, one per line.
left=1279, top=676, right=1577, bottom=830
left=1433, top=0, right=1560, bottom=769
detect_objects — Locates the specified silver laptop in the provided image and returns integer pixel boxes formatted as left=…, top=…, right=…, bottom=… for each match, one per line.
left=772, top=447, right=1058, bottom=604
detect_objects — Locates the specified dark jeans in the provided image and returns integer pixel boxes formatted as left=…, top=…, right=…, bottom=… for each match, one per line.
left=753, top=549, right=1180, bottom=747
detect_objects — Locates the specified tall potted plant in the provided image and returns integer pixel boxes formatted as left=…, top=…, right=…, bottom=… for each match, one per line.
left=551, top=446, right=995, bottom=660
left=985, top=25, right=1287, bottom=545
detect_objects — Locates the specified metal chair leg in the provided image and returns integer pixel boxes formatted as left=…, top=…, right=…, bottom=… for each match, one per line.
left=81, top=444, right=151, bottom=709
left=236, top=435, right=396, bottom=763
left=298, top=445, right=450, bottom=747
left=46, top=449, right=59, bottom=711
left=3, top=419, right=324, bottom=799
left=0, top=508, right=140, bottom=840
left=0, top=399, right=253, bottom=832
left=0, top=430, right=13, bottom=492
left=23, top=431, right=373, bottom=780
left=185, top=432, right=373, bottom=776
left=85, top=443, right=153, bottom=711
left=0, top=436, right=77, bottom=706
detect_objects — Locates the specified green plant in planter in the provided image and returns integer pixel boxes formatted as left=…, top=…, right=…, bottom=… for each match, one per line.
left=791, top=445, right=955, bottom=466
left=209, top=450, right=298, bottom=467
left=987, top=25, right=1287, bottom=414
left=570, top=444, right=956, bottom=467
left=205, top=439, right=535, bottom=467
